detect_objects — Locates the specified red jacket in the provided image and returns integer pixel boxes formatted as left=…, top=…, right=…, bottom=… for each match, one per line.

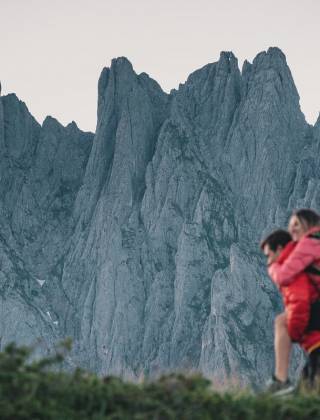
left=270, top=241, right=320, bottom=352
left=269, top=226, right=320, bottom=288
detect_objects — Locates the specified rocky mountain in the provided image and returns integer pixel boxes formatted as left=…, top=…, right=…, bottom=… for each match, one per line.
left=0, top=47, right=318, bottom=385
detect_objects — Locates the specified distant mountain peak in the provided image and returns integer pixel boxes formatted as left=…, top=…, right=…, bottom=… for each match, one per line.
left=110, top=56, right=134, bottom=71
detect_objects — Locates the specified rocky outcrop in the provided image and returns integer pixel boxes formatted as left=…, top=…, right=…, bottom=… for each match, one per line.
left=0, top=94, right=93, bottom=358
left=0, top=48, right=318, bottom=385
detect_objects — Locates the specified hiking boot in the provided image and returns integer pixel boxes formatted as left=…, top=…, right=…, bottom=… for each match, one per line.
left=265, top=374, right=296, bottom=396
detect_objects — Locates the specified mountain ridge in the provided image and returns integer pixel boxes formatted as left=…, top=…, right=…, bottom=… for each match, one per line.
left=0, top=47, right=318, bottom=385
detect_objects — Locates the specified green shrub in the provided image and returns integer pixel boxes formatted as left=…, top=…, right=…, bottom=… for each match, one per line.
left=0, top=342, right=319, bottom=419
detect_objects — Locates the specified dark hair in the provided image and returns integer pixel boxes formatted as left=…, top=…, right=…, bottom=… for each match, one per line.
left=292, top=208, right=320, bottom=228
left=260, top=229, right=292, bottom=252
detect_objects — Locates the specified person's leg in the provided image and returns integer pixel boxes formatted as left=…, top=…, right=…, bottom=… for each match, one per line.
left=274, top=312, right=292, bottom=382
left=307, top=347, right=320, bottom=387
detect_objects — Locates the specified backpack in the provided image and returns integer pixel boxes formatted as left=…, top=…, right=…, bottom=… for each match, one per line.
left=305, top=231, right=320, bottom=331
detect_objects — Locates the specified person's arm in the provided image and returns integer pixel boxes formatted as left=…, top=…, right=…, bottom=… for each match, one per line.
left=268, top=236, right=320, bottom=287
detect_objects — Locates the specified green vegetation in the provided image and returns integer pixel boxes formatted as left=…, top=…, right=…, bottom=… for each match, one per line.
left=0, top=342, right=320, bottom=419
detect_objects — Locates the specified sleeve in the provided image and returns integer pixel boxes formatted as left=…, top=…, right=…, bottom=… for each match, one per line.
left=285, top=274, right=310, bottom=342
left=268, top=236, right=320, bottom=287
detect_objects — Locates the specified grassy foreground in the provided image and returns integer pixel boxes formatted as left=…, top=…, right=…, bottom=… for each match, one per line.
left=0, top=343, right=320, bottom=419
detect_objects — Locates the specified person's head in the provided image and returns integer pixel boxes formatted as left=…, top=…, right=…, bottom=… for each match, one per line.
left=260, top=229, right=292, bottom=265
left=288, top=209, right=320, bottom=241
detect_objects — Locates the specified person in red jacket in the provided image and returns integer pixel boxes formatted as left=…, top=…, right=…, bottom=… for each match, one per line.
left=267, top=209, right=320, bottom=390
left=261, top=230, right=320, bottom=394
left=261, top=211, right=320, bottom=395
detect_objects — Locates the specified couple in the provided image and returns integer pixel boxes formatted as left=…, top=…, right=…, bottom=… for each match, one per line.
left=261, top=208, right=320, bottom=396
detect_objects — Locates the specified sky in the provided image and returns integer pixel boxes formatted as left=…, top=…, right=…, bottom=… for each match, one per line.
left=1, top=0, right=319, bottom=132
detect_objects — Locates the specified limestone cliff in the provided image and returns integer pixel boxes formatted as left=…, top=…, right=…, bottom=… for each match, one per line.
left=0, top=48, right=318, bottom=385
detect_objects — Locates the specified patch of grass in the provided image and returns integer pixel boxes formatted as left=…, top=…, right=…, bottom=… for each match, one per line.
left=0, top=342, right=319, bottom=419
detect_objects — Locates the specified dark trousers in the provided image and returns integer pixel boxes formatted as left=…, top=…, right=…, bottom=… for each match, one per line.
left=302, top=347, right=320, bottom=387
left=306, top=301, right=320, bottom=331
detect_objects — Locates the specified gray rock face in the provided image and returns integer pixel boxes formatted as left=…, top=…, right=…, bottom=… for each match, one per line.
left=0, top=94, right=93, bottom=357
left=0, top=48, right=318, bottom=385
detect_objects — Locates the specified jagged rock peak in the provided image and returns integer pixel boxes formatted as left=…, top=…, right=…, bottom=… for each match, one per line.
left=267, top=46, right=287, bottom=59
left=97, top=57, right=141, bottom=121
left=42, top=115, right=63, bottom=129
left=96, top=56, right=168, bottom=126
left=1, top=93, right=35, bottom=120
left=66, top=120, right=81, bottom=131
left=179, top=50, right=240, bottom=94
left=98, top=57, right=135, bottom=97
left=252, top=46, right=288, bottom=69
left=43, top=116, right=78, bottom=132
left=110, top=56, right=134, bottom=72
left=218, top=51, right=239, bottom=70
left=2, top=92, right=21, bottom=103
left=247, top=46, right=300, bottom=105
left=241, top=59, right=252, bottom=74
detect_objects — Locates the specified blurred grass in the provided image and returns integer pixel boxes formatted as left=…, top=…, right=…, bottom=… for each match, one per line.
left=0, top=341, right=319, bottom=419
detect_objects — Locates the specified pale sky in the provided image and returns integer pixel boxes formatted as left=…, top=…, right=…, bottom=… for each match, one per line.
left=1, top=0, right=319, bottom=132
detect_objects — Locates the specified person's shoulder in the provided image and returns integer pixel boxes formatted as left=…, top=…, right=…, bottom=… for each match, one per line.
left=299, top=228, right=320, bottom=249
left=277, top=241, right=296, bottom=263
left=306, top=226, right=320, bottom=240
